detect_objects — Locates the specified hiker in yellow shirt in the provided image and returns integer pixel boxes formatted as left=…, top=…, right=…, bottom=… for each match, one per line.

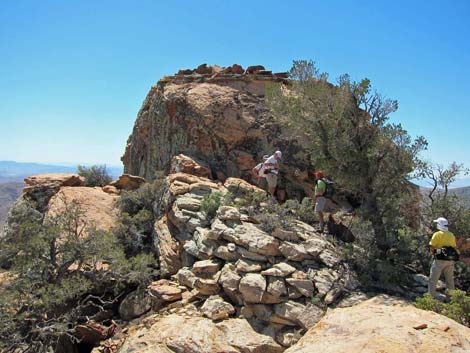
left=428, top=217, right=458, bottom=300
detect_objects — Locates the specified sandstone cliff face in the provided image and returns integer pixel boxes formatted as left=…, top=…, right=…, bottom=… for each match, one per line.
left=122, top=64, right=316, bottom=200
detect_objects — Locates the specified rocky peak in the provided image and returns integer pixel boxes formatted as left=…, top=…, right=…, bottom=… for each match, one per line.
left=121, top=64, right=320, bottom=202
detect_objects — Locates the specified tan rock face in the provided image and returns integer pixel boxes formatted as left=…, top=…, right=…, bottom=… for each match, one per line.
left=170, top=154, right=212, bottom=179
left=154, top=217, right=182, bottom=278
left=46, top=186, right=118, bottom=232
left=285, top=295, right=470, bottom=353
left=22, top=173, right=86, bottom=212
left=109, top=174, right=146, bottom=190
left=121, top=64, right=327, bottom=200
left=118, top=314, right=283, bottom=353
left=24, top=173, right=85, bottom=187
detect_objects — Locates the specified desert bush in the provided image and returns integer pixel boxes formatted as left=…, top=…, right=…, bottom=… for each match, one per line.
left=116, top=176, right=167, bottom=256
left=77, top=164, right=112, bottom=187
left=283, top=197, right=317, bottom=225
left=201, top=191, right=236, bottom=219
left=0, top=199, right=42, bottom=267
left=201, top=191, right=223, bottom=219
left=342, top=219, right=416, bottom=290
left=415, top=290, right=470, bottom=327
left=256, top=198, right=296, bottom=233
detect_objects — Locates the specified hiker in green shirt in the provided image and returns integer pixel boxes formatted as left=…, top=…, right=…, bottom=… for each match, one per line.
left=314, top=170, right=327, bottom=233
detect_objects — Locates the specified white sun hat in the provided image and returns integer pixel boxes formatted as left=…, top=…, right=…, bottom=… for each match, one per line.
left=433, top=217, right=449, bottom=231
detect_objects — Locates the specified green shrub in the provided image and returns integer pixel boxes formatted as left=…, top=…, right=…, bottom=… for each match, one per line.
left=77, top=164, right=112, bottom=186
left=283, top=197, right=317, bottom=225
left=120, top=183, right=155, bottom=216
left=342, top=219, right=414, bottom=289
left=256, top=198, right=295, bottom=233
left=201, top=192, right=223, bottom=218
left=415, top=290, right=470, bottom=327
left=116, top=176, right=166, bottom=256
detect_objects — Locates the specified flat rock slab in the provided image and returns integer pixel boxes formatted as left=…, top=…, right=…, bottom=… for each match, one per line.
left=223, top=222, right=281, bottom=257
left=192, top=259, right=221, bottom=275
left=148, top=282, right=182, bottom=302
left=118, top=314, right=283, bottom=353
left=284, top=295, right=470, bottom=353
left=24, top=173, right=85, bottom=187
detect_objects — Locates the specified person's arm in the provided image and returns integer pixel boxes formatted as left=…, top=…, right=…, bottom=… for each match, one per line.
left=429, top=232, right=439, bottom=254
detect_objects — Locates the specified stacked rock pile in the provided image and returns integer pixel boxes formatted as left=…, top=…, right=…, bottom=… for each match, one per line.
left=125, top=162, right=364, bottom=348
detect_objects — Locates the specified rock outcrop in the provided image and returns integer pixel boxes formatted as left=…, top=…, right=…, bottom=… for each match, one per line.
left=3, top=173, right=123, bottom=245
left=109, top=174, right=146, bottom=191
left=102, top=171, right=363, bottom=351
left=284, top=295, right=470, bottom=353
left=117, top=314, right=283, bottom=353
left=122, top=64, right=325, bottom=201
left=47, top=186, right=119, bottom=231
left=24, top=173, right=85, bottom=188
left=22, top=173, right=86, bottom=212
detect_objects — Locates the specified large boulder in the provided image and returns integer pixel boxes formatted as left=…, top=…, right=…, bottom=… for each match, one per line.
left=117, top=314, right=283, bottom=353
left=222, top=222, right=281, bottom=257
left=284, top=295, right=470, bottom=353
left=170, top=154, right=212, bottom=179
left=201, top=295, right=235, bottom=321
left=109, top=174, right=146, bottom=190
left=118, top=289, right=152, bottom=321
left=46, top=186, right=119, bottom=232
left=239, top=273, right=266, bottom=303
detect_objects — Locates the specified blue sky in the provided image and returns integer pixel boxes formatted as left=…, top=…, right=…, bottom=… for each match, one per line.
left=1, top=0, right=469, bottom=177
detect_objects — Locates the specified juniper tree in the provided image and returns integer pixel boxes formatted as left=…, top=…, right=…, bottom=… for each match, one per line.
left=267, top=60, right=427, bottom=253
left=0, top=199, right=156, bottom=352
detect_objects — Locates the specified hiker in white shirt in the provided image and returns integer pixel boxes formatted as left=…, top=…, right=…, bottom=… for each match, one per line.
left=251, top=155, right=269, bottom=187
left=263, top=150, right=282, bottom=196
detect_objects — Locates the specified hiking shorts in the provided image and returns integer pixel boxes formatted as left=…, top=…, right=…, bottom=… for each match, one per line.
left=265, top=173, right=278, bottom=189
left=315, top=196, right=327, bottom=212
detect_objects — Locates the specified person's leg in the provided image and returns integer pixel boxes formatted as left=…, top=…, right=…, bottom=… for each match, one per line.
left=317, top=212, right=324, bottom=232
left=266, top=174, right=277, bottom=196
left=428, top=259, right=444, bottom=298
left=442, top=261, right=455, bottom=291
left=315, top=197, right=326, bottom=233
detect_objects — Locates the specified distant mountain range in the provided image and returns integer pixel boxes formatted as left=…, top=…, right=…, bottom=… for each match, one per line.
left=0, top=161, right=123, bottom=182
left=449, top=186, right=470, bottom=199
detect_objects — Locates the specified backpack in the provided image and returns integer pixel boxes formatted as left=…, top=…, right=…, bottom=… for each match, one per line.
left=318, top=179, right=335, bottom=199
left=435, top=246, right=460, bottom=261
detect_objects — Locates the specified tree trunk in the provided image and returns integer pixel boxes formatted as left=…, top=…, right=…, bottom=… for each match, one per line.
left=364, top=196, right=390, bottom=254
